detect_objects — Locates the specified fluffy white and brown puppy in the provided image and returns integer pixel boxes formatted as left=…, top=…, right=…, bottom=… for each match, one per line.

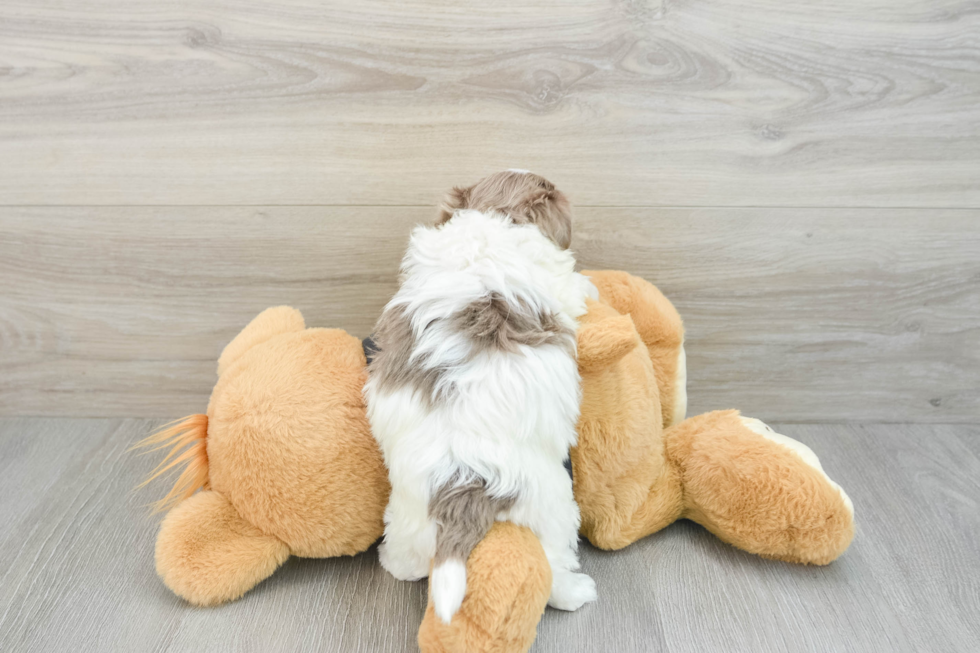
left=364, top=170, right=598, bottom=623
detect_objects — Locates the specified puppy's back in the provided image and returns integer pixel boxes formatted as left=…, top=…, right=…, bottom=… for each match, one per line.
left=365, top=205, right=592, bottom=624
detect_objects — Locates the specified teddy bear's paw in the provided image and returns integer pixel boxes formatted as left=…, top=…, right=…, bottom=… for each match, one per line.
left=548, top=571, right=597, bottom=611
left=739, top=416, right=854, bottom=518
left=378, top=541, right=430, bottom=582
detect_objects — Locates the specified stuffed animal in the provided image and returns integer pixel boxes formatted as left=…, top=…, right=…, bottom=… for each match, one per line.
left=141, top=270, right=854, bottom=653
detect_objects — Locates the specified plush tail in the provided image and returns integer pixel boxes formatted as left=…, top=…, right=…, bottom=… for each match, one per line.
left=428, top=476, right=516, bottom=623
left=133, top=414, right=210, bottom=513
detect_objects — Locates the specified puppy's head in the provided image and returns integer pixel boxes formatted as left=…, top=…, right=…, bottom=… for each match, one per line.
left=437, top=170, right=572, bottom=249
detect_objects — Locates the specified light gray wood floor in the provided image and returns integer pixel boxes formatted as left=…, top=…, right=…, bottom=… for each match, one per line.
left=1, top=418, right=978, bottom=653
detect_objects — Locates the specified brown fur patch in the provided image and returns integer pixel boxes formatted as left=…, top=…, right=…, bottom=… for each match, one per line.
left=429, top=475, right=516, bottom=565
left=369, top=304, right=451, bottom=404
left=437, top=171, right=573, bottom=249
left=452, top=292, right=574, bottom=357
left=369, top=295, right=574, bottom=403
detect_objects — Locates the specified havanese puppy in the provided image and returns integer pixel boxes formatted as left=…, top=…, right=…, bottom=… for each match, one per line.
left=364, top=170, right=598, bottom=623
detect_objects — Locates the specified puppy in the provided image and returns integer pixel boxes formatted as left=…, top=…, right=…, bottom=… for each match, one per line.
left=364, top=170, right=598, bottom=623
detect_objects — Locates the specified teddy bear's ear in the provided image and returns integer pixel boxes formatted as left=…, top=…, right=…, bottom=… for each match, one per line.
left=577, top=314, right=640, bottom=373
left=436, top=185, right=471, bottom=225
left=217, top=306, right=305, bottom=377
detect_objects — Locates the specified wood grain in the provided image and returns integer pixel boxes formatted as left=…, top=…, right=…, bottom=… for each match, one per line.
left=2, top=1, right=977, bottom=650
left=1, top=419, right=978, bottom=652
left=2, top=206, right=977, bottom=421
left=1, top=0, right=978, bottom=206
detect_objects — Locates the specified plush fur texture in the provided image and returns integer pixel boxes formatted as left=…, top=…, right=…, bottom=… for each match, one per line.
left=417, top=522, right=551, bottom=653
left=206, top=322, right=387, bottom=558
left=573, top=271, right=854, bottom=559
left=571, top=294, right=686, bottom=549
left=155, top=490, right=289, bottom=606
left=141, top=271, right=854, bottom=653
left=147, top=306, right=390, bottom=605
left=365, top=203, right=598, bottom=622
left=586, top=270, right=687, bottom=429
left=665, top=410, right=855, bottom=565
left=429, top=477, right=517, bottom=622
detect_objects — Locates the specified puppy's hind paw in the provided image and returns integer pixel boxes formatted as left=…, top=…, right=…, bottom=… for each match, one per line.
left=378, top=541, right=429, bottom=582
left=548, top=572, right=597, bottom=611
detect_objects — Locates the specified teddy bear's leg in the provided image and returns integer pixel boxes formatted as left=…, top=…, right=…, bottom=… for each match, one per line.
left=573, top=440, right=685, bottom=552
left=418, top=522, right=551, bottom=653
left=584, top=270, right=687, bottom=427
left=738, top=416, right=854, bottom=517
left=155, top=490, right=290, bottom=606
left=664, top=410, right=855, bottom=565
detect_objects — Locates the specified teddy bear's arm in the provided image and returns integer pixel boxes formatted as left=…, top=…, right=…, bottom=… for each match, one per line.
left=583, top=271, right=686, bottom=428
left=576, top=309, right=640, bottom=374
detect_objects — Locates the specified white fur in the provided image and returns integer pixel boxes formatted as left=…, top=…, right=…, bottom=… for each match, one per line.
left=548, top=568, right=598, bottom=611
left=365, top=210, right=598, bottom=619
left=431, top=559, right=468, bottom=623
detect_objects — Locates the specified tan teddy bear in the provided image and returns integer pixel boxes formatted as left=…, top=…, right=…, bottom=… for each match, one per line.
left=141, top=270, right=853, bottom=653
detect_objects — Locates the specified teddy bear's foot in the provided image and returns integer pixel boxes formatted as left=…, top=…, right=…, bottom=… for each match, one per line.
left=738, top=416, right=854, bottom=518
left=155, top=490, right=290, bottom=606
left=665, top=410, right=855, bottom=565
left=418, top=522, right=551, bottom=653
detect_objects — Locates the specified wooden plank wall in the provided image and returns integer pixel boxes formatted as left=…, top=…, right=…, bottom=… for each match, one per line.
left=1, top=0, right=978, bottom=421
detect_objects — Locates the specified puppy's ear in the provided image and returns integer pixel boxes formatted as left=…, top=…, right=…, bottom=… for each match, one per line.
left=437, top=186, right=471, bottom=225
left=522, top=188, right=572, bottom=249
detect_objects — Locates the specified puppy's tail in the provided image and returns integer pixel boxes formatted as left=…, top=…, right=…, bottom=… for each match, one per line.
left=429, top=475, right=515, bottom=624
